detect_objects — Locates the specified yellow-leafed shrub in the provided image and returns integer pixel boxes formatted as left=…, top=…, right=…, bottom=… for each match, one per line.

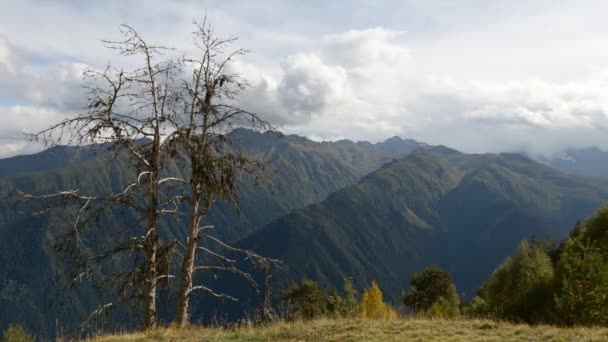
left=361, top=280, right=396, bottom=319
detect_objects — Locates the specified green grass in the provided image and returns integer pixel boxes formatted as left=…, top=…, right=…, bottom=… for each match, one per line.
left=92, top=318, right=608, bottom=341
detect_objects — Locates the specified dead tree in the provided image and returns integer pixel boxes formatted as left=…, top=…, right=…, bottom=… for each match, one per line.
left=255, top=264, right=279, bottom=325
left=21, top=19, right=282, bottom=330
left=21, top=25, right=181, bottom=330
left=163, top=19, right=282, bottom=327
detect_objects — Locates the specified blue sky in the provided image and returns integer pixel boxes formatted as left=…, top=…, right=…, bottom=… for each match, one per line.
left=1, top=0, right=608, bottom=157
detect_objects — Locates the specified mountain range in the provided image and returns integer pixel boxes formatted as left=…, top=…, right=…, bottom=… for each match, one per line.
left=1, top=129, right=607, bottom=338
left=0, top=129, right=422, bottom=337
left=240, top=147, right=608, bottom=305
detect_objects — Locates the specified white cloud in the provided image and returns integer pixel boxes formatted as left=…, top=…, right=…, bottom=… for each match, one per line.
left=3, top=1, right=608, bottom=158
left=321, top=28, right=409, bottom=69
left=23, top=62, right=89, bottom=110
left=0, top=37, right=18, bottom=79
left=277, top=54, right=348, bottom=118
left=0, top=105, right=66, bottom=157
left=0, top=37, right=89, bottom=110
left=233, top=26, right=608, bottom=157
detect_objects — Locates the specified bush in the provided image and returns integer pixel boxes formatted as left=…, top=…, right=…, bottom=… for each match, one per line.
left=327, top=277, right=360, bottom=318
left=2, top=324, right=34, bottom=342
left=477, top=241, right=555, bottom=322
left=361, top=281, right=396, bottom=320
left=554, top=237, right=608, bottom=325
left=462, top=296, right=489, bottom=318
left=472, top=205, right=608, bottom=325
left=425, top=294, right=460, bottom=319
left=403, top=266, right=460, bottom=317
left=282, top=279, right=328, bottom=320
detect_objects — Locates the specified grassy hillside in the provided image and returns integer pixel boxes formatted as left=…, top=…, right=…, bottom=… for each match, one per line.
left=92, top=318, right=608, bottom=341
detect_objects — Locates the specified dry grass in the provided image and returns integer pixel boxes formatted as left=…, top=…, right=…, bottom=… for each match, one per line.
left=91, top=318, right=608, bottom=341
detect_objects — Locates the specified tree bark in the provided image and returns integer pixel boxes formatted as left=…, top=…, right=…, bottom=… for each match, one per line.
left=143, top=125, right=162, bottom=329
left=143, top=222, right=158, bottom=329
left=175, top=184, right=201, bottom=327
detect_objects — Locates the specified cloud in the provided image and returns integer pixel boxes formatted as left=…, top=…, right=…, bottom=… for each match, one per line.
left=233, top=27, right=608, bottom=157
left=3, top=1, right=608, bottom=158
left=0, top=105, right=65, bottom=157
left=23, top=62, right=89, bottom=110
left=277, top=54, right=348, bottom=119
left=0, top=37, right=19, bottom=79
left=0, top=36, right=89, bottom=110
left=320, top=28, right=409, bottom=70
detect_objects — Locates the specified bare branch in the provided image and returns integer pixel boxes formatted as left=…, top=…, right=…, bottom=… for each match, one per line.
left=189, top=285, right=237, bottom=302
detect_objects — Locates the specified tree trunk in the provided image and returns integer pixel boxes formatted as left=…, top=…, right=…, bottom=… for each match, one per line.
left=143, top=224, right=158, bottom=329
left=175, top=186, right=201, bottom=327
left=143, top=127, right=161, bottom=330
left=143, top=170, right=160, bottom=329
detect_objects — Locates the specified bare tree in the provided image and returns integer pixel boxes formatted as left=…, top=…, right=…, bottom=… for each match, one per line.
left=164, top=19, right=282, bottom=328
left=20, top=25, right=181, bottom=329
left=20, top=19, right=282, bottom=331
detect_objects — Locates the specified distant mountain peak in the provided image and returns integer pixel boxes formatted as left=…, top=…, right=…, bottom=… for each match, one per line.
left=385, top=136, right=404, bottom=142
left=420, top=145, right=463, bottom=156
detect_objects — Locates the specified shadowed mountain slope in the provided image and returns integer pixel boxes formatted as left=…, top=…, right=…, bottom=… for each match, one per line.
left=0, top=129, right=423, bottom=337
left=241, top=149, right=608, bottom=302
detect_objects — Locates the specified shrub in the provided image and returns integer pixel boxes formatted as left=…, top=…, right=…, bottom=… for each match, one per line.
left=462, top=296, right=489, bottom=318
left=425, top=294, right=460, bottom=318
left=554, top=238, right=608, bottom=325
left=327, top=277, right=360, bottom=318
left=477, top=241, right=555, bottom=322
left=361, top=281, right=395, bottom=320
left=282, top=279, right=328, bottom=320
left=403, top=266, right=460, bottom=317
left=1, top=324, right=34, bottom=342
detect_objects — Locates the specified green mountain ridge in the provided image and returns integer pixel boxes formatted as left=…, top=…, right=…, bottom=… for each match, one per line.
left=240, top=148, right=608, bottom=303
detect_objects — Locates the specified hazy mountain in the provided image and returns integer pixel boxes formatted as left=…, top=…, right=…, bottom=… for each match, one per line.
left=543, top=147, right=608, bottom=180
left=240, top=148, right=608, bottom=303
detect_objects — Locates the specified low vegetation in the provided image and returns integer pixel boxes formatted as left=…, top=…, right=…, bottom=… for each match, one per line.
left=403, top=266, right=460, bottom=318
left=360, top=281, right=397, bottom=320
left=92, top=318, right=608, bottom=342
left=1, top=324, right=34, bottom=342
left=469, top=205, right=608, bottom=326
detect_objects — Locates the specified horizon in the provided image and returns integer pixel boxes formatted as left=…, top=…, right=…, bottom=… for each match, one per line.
left=3, top=126, right=605, bottom=162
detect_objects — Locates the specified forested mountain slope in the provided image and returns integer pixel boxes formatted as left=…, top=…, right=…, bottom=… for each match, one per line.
left=241, top=148, right=608, bottom=302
